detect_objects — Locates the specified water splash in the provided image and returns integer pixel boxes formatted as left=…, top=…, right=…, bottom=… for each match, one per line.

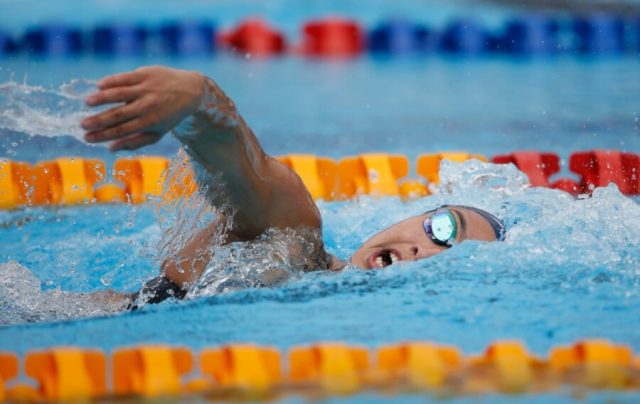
left=0, top=261, right=127, bottom=325
left=1, top=159, right=639, bottom=325
left=154, top=150, right=224, bottom=266
left=0, top=80, right=107, bottom=145
left=153, top=151, right=326, bottom=299
left=437, top=158, right=529, bottom=198
left=185, top=159, right=640, bottom=304
left=320, top=160, right=640, bottom=295
left=188, top=227, right=325, bottom=298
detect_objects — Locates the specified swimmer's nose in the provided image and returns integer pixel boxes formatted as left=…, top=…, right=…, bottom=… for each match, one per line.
left=400, top=246, right=421, bottom=262
left=409, top=244, right=443, bottom=261
left=410, top=246, right=419, bottom=258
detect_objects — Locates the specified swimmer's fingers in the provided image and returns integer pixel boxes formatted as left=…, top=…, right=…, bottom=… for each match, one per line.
left=85, top=117, right=151, bottom=143
left=85, top=85, right=142, bottom=107
left=97, top=70, right=145, bottom=90
left=109, top=132, right=162, bottom=151
left=81, top=101, right=142, bottom=131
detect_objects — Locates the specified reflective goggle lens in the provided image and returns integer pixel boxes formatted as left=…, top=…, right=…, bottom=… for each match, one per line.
left=423, top=209, right=458, bottom=247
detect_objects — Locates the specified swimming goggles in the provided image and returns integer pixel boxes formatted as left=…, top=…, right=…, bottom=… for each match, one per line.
left=423, top=208, right=458, bottom=247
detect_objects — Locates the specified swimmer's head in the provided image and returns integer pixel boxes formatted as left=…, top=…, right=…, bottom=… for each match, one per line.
left=349, top=205, right=505, bottom=269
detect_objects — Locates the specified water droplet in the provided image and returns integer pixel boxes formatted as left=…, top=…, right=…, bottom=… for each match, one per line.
left=100, top=276, right=111, bottom=286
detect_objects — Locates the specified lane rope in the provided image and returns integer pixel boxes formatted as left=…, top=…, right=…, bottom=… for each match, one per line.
left=1, top=150, right=638, bottom=209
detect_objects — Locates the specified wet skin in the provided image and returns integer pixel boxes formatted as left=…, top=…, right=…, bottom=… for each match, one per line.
left=80, top=67, right=501, bottom=294
left=348, top=206, right=498, bottom=270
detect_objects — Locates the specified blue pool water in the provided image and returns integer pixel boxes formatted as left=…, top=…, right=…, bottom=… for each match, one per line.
left=2, top=56, right=639, bottom=163
left=1, top=162, right=640, bottom=403
left=1, top=1, right=640, bottom=402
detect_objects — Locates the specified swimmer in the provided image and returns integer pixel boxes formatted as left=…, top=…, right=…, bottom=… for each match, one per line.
left=81, top=66, right=505, bottom=307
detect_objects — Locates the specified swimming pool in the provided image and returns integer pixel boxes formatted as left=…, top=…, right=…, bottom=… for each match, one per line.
left=1, top=0, right=640, bottom=402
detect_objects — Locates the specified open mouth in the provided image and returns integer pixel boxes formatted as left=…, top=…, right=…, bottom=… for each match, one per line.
left=368, top=249, right=401, bottom=269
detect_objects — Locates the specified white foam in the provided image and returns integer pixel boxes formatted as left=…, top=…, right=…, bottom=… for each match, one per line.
left=0, top=80, right=108, bottom=146
left=2, top=159, right=639, bottom=324
left=0, top=261, right=128, bottom=325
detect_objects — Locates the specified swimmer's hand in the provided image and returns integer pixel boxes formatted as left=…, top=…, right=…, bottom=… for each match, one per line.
left=82, top=66, right=205, bottom=151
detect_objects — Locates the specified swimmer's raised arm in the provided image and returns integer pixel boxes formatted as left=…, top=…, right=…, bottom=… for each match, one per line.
left=82, top=66, right=321, bottom=240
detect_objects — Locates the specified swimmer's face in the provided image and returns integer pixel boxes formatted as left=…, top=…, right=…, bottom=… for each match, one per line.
left=349, top=206, right=499, bottom=269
